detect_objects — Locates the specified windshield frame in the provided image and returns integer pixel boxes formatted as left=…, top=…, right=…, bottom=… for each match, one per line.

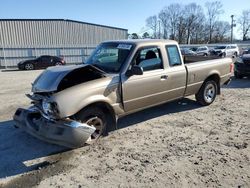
left=85, top=42, right=135, bottom=74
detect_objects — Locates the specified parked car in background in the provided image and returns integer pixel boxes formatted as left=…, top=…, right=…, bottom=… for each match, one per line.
left=18, top=55, right=66, bottom=70
left=210, top=44, right=239, bottom=57
left=234, top=54, right=250, bottom=79
left=190, top=46, right=210, bottom=56
left=242, top=48, right=250, bottom=55
left=180, top=48, right=197, bottom=56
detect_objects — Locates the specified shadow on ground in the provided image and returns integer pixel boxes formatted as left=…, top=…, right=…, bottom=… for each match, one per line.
left=0, top=120, right=68, bottom=179
left=223, top=77, right=250, bottom=89
left=0, top=98, right=201, bottom=180
left=118, top=98, right=201, bottom=130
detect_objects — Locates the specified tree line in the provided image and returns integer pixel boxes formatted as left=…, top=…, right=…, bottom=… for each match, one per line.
left=129, top=1, right=250, bottom=44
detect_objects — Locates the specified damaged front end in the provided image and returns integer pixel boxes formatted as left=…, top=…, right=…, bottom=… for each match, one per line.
left=13, top=107, right=95, bottom=148
left=13, top=64, right=107, bottom=148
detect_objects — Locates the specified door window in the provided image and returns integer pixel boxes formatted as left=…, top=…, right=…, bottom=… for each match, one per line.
left=165, top=45, right=182, bottom=66
left=135, top=47, right=163, bottom=71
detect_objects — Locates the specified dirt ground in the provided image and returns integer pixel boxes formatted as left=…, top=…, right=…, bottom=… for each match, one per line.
left=0, top=70, right=249, bottom=188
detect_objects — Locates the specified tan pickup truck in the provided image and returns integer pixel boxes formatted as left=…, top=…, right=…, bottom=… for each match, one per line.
left=14, top=40, right=232, bottom=148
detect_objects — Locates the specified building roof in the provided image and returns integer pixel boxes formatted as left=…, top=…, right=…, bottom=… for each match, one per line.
left=0, top=19, right=128, bottom=31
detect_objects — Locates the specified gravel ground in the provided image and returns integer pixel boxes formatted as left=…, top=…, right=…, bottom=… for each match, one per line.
left=0, top=69, right=249, bottom=188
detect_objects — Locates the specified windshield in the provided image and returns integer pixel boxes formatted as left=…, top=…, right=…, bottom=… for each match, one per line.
left=86, top=42, right=133, bottom=73
left=215, top=46, right=226, bottom=49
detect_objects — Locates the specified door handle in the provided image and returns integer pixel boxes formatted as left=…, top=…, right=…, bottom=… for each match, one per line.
left=160, top=75, right=168, bottom=80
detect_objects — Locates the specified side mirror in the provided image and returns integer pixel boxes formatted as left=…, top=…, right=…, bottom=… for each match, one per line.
left=126, top=65, right=143, bottom=77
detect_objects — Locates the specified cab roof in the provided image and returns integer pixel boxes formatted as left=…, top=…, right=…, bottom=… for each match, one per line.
left=103, top=39, right=178, bottom=47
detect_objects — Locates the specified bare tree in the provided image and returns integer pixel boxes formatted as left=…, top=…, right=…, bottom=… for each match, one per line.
left=214, top=21, right=230, bottom=42
left=184, top=3, right=205, bottom=44
left=158, top=10, right=169, bottom=39
left=205, top=1, right=224, bottom=43
left=238, top=10, right=250, bottom=41
left=160, top=4, right=182, bottom=40
left=176, top=15, right=186, bottom=44
left=191, top=16, right=207, bottom=44
left=145, top=1, right=230, bottom=44
left=146, top=16, right=158, bottom=38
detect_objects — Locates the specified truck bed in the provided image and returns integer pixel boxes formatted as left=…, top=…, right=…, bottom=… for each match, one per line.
left=183, top=55, right=222, bottom=64
left=184, top=57, right=232, bottom=96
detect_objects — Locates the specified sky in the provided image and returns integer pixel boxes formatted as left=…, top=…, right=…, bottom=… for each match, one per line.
left=0, top=0, right=249, bottom=39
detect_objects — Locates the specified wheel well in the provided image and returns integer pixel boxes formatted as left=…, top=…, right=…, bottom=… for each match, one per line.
left=81, top=102, right=117, bottom=131
left=205, top=74, right=220, bottom=94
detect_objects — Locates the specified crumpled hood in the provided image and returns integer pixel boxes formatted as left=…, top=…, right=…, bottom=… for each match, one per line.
left=32, top=64, right=106, bottom=93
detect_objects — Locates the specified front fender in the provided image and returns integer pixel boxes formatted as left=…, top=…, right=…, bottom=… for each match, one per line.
left=51, top=77, right=120, bottom=118
left=75, top=95, right=114, bottom=115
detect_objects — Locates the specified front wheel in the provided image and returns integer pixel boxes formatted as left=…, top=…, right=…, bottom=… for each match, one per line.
left=24, top=63, right=34, bottom=70
left=74, top=106, right=107, bottom=144
left=195, top=80, right=217, bottom=106
left=55, top=62, right=63, bottom=66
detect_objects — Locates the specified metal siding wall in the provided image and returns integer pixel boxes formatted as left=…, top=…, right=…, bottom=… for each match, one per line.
left=0, top=20, right=128, bottom=68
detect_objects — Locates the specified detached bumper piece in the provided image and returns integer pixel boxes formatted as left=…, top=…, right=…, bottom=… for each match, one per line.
left=13, top=108, right=95, bottom=148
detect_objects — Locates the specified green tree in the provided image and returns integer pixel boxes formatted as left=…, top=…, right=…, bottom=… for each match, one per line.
left=142, top=32, right=150, bottom=39
left=131, top=33, right=139, bottom=39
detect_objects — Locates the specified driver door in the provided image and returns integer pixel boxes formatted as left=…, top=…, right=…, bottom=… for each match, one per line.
left=122, top=45, right=186, bottom=113
left=121, top=46, right=169, bottom=112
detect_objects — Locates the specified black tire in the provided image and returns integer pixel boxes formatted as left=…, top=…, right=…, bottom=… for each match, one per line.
left=234, top=52, right=238, bottom=57
left=55, top=62, right=62, bottom=66
left=195, top=80, right=217, bottom=106
left=234, top=71, right=243, bottom=79
left=24, top=63, right=34, bottom=70
left=74, top=106, right=108, bottom=144
left=203, top=53, right=208, bottom=57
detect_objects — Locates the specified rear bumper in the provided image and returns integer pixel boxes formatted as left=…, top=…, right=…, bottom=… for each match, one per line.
left=18, top=64, right=24, bottom=70
left=13, top=107, right=95, bottom=148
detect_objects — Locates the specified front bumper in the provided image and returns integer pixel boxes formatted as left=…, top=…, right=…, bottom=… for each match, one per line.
left=13, top=107, right=95, bottom=148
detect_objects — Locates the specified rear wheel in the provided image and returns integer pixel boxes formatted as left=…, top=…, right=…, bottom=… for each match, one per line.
left=195, top=80, right=217, bottom=106
left=74, top=106, right=107, bottom=144
left=24, top=63, right=34, bottom=70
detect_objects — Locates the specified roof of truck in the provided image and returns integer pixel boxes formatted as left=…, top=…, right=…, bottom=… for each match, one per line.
left=104, top=39, right=178, bottom=46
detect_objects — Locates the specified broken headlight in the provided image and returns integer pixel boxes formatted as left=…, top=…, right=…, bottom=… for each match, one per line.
left=42, top=100, right=59, bottom=117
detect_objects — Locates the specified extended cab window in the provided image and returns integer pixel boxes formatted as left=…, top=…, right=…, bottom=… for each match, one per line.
left=165, top=45, right=182, bottom=66
left=135, top=47, right=163, bottom=71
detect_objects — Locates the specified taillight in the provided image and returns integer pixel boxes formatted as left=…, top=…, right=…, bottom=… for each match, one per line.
left=230, top=63, right=234, bottom=73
